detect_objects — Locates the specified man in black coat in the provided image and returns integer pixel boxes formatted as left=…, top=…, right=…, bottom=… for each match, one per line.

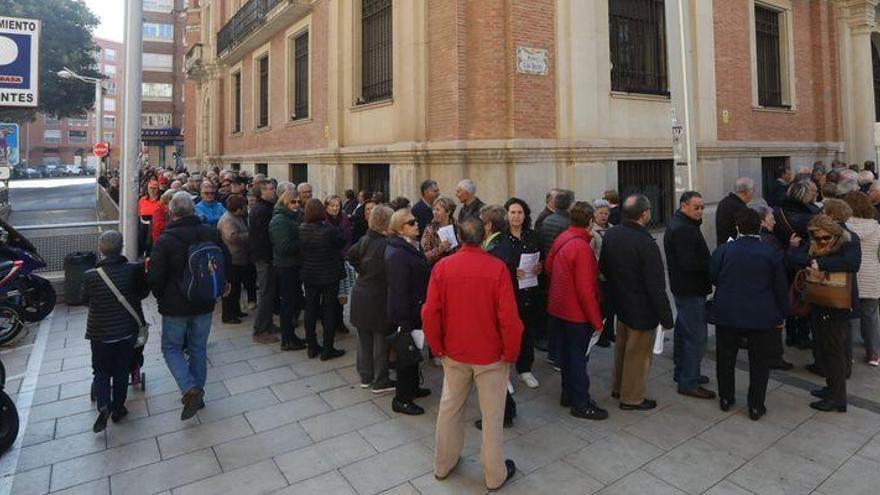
left=412, top=179, right=439, bottom=238
left=664, top=192, right=715, bottom=400
left=539, top=189, right=574, bottom=258
left=715, top=177, right=754, bottom=247
left=534, top=189, right=559, bottom=235
left=768, top=164, right=793, bottom=208
left=600, top=194, right=674, bottom=411
left=249, top=180, right=280, bottom=342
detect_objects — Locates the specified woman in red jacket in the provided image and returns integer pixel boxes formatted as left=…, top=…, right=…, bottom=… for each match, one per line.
left=545, top=201, right=607, bottom=421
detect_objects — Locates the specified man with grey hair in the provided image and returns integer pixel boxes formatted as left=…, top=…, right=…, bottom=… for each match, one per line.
left=149, top=192, right=230, bottom=421
left=535, top=188, right=560, bottom=235
left=455, top=179, right=485, bottom=223
left=194, top=181, right=226, bottom=227
left=715, top=177, right=754, bottom=246
left=250, top=180, right=281, bottom=342
left=837, top=169, right=860, bottom=196
left=83, top=230, right=149, bottom=432
left=297, top=182, right=314, bottom=202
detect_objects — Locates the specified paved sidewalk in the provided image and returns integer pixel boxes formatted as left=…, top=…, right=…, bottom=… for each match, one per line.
left=3, top=300, right=880, bottom=495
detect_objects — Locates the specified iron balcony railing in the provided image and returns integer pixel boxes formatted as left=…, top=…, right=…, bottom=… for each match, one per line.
left=217, top=0, right=287, bottom=56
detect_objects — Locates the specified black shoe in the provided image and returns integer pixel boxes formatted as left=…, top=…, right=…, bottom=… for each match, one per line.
left=620, top=399, right=657, bottom=411
left=338, top=326, right=351, bottom=334
left=810, top=388, right=830, bottom=399
left=180, top=388, right=203, bottom=421
left=560, top=391, right=571, bottom=408
left=280, top=339, right=307, bottom=351
left=699, top=375, right=710, bottom=385
left=719, top=398, right=735, bottom=412
left=611, top=392, right=620, bottom=399
left=809, top=400, right=847, bottom=413
left=748, top=405, right=767, bottom=421
left=806, top=363, right=825, bottom=377
left=111, top=406, right=129, bottom=423
left=307, top=345, right=323, bottom=359
left=222, top=317, right=242, bottom=324
left=320, top=348, right=346, bottom=361
left=93, top=408, right=110, bottom=433
left=534, top=339, right=548, bottom=352
left=488, top=460, right=516, bottom=491
left=415, top=388, right=431, bottom=398
left=678, top=387, right=717, bottom=400
left=570, top=401, right=609, bottom=421
left=392, top=398, right=425, bottom=416
left=769, top=360, right=794, bottom=371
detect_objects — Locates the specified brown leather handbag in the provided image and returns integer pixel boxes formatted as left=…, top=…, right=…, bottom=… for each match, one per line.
left=800, top=269, right=852, bottom=310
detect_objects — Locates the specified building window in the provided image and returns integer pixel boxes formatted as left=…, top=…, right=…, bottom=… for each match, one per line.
left=67, top=116, right=89, bottom=127
left=105, top=82, right=117, bottom=96
left=142, top=113, right=173, bottom=128
left=361, top=0, right=393, bottom=103
left=44, top=114, right=60, bottom=125
left=143, top=0, right=174, bottom=13
left=357, top=164, right=390, bottom=198
left=608, top=0, right=668, bottom=96
left=103, top=97, right=116, bottom=112
left=291, top=31, right=309, bottom=120
left=232, top=71, right=242, bottom=133
left=43, top=130, right=61, bottom=144
left=231, top=163, right=241, bottom=171
left=761, top=156, right=789, bottom=200
left=103, top=132, right=115, bottom=142
left=256, top=163, right=268, bottom=175
left=617, top=159, right=674, bottom=227
left=103, top=116, right=116, bottom=128
left=874, top=36, right=880, bottom=122
left=289, top=163, right=308, bottom=183
left=104, top=48, right=117, bottom=63
left=755, top=5, right=785, bottom=108
left=103, top=64, right=117, bottom=77
left=68, top=130, right=88, bottom=144
left=143, top=53, right=174, bottom=71
left=256, top=55, right=269, bottom=128
left=142, top=82, right=173, bottom=101
left=143, top=22, right=174, bottom=42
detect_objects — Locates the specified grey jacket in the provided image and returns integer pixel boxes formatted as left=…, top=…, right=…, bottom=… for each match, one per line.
left=218, top=211, right=250, bottom=266
left=346, top=231, right=390, bottom=333
left=540, top=211, right=571, bottom=258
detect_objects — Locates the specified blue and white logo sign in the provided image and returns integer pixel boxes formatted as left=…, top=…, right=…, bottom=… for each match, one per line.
left=0, top=123, right=19, bottom=166
left=0, top=16, right=40, bottom=108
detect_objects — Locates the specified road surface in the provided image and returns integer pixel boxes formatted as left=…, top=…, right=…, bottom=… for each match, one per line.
left=7, top=177, right=98, bottom=227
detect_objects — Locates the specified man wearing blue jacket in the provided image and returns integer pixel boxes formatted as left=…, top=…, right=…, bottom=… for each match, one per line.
left=194, top=182, right=226, bottom=227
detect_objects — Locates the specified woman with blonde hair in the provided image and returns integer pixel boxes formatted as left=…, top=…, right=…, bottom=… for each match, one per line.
left=421, top=197, right=458, bottom=266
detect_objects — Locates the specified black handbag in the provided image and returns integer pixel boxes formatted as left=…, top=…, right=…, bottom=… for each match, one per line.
left=387, top=328, right=423, bottom=368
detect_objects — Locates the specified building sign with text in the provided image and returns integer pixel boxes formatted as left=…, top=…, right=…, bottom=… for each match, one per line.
left=516, top=46, right=549, bottom=76
left=0, top=16, right=40, bottom=107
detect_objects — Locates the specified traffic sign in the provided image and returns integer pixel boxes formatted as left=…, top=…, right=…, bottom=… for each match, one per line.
left=0, top=16, right=40, bottom=108
left=93, top=141, right=110, bottom=158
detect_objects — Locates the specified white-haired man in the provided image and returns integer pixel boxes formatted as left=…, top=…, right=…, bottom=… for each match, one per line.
left=715, top=177, right=754, bottom=246
left=455, top=179, right=485, bottom=223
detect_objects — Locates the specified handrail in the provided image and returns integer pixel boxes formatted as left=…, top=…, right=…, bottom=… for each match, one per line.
left=12, top=221, right=119, bottom=231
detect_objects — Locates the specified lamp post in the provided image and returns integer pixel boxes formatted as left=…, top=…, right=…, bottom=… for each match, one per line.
left=57, top=68, right=103, bottom=176
left=121, top=0, right=143, bottom=260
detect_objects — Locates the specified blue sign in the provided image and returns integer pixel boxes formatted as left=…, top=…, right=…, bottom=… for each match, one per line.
left=0, top=123, right=18, bottom=166
left=0, top=16, right=40, bottom=108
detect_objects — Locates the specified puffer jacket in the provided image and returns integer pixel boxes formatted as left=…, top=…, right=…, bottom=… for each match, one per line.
left=539, top=211, right=570, bottom=257
left=298, top=221, right=346, bottom=287
left=269, top=205, right=302, bottom=268
left=83, top=255, right=149, bottom=342
left=195, top=200, right=226, bottom=227
left=545, top=226, right=603, bottom=330
left=845, top=217, right=880, bottom=298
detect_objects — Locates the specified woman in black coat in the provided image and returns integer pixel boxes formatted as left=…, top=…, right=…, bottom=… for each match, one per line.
left=384, top=208, right=431, bottom=415
left=298, top=199, right=347, bottom=361
left=347, top=205, right=395, bottom=392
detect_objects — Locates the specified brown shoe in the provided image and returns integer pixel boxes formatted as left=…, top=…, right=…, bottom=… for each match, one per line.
left=253, top=333, right=280, bottom=344
left=180, top=388, right=203, bottom=421
left=678, top=386, right=717, bottom=400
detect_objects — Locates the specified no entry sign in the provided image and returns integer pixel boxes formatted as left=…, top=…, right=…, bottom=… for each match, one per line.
left=93, top=141, right=109, bottom=158
left=0, top=16, right=40, bottom=108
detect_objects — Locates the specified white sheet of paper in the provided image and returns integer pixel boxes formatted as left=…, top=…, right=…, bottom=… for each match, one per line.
left=653, top=325, right=665, bottom=355
left=517, top=252, right=540, bottom=289
left=437, top=225, right=458, bottom=249
left=585, top=331, right=602, bottom=357
left=411, top=329, right=425, bottom=350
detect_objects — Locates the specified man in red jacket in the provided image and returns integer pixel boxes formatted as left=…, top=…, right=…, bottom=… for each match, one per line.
left=545, top=202, right=609, bottom=421
left=422, top=217, right=523, bottom=491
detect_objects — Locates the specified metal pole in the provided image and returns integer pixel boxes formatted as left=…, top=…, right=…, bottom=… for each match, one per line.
left=94, top=80, right=103, bottom=173
left=677, top=0, right=695, bottom=191
left=24, top=121, right=29, bottom=167
left=121, top=0, right=142, bottom=260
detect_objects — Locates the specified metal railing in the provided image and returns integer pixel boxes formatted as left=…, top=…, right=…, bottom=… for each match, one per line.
left=12, top=221, right=119, bottom=273
left=217, top=0, right=270, bottom=56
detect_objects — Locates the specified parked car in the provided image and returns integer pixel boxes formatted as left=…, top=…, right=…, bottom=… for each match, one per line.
left=63, top=165, right=82, bottom=176
left=24, top=168, right=40, bottom=179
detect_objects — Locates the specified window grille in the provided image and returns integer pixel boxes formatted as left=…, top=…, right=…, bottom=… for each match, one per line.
left=361, top=0, right=393, bottom=103
left=755, top=6, right=784, bottom=108
left=617, top=160, right=674, bottom=227
left=293, top=32, right=309, bottom=120
left=257, top=56, right=269, bottom=128
left=609, top=0, right=668, bottom=95
left=357, top=164, right=390, bottom=198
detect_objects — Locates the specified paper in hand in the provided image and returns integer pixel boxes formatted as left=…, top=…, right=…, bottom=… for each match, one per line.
left=437, top=225, right=458, bottom=249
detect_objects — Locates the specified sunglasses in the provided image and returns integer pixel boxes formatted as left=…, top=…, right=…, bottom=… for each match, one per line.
left=813, top=235, right=835, bottom=242
left=404, top=219, right=417, bottom=227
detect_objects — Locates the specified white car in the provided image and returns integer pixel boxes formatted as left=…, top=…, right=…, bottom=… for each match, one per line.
left=64, top=165, right=82, bottom=176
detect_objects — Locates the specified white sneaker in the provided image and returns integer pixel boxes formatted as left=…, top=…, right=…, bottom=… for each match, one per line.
left=518, top=372, right=540, bottom=389
left=507, top=380, right=516, bottom=395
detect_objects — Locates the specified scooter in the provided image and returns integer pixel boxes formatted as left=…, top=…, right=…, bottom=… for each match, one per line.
left=0, top=359, right=19, bottom=453
left=0, top=218, right=56, bottom=322
left=0, top=260, right=27, bottom=346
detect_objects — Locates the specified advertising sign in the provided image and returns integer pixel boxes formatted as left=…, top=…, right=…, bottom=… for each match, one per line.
left=0, top=16, right=40, bottom=107
left=0, top=123, right=19, bottom=166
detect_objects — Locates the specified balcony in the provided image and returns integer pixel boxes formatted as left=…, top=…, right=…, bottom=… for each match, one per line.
left=216, top=0, right=313, bottom=63
left=185, top=43, right=204, bottom=78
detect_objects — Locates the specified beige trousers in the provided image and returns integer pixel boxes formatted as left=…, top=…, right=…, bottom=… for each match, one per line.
left=612, top=321, right=655, bottom=405
left=434, top=357, right=509, bottom=489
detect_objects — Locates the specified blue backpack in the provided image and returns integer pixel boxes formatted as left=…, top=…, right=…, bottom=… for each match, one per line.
left=181, top=238, right=227, bottom=305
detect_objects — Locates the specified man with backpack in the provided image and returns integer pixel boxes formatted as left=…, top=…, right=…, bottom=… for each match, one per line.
left=149, top=192, right=230, bottom=421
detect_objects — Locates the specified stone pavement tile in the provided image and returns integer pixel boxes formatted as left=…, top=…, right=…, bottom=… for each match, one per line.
left=410, top=456, right=493, bottom=494
left=61, top=353, right=91, bottom=371
left=195, top=388, right=279, bottom=424
left=106, top=409, right=200, bottom=448
left=172, top=459, right=288, bottom=495
left=359, top=414, right=437, bottom=452
left=340, top=442, right=434, bottom=495
left=109, top=448, right=221, bottom=495
left=20, top=420, right=55, bottom=448
left=319, top=383, right=381, bottom=410
left=158, top=414, right=254, bottom=459
left=224, top=366, right=297, bottom=395
left=289, top=351, right=356, bottom=378
left=31, top=385, right=59, bottom=406
left=336, top=364, right=362, bottom=385
left=596, top=469, right=686, bottom=495
left=299, top=401, right=389, bottom=443
left=214, top=422, right=313, bottom=471
left=58, top=378, right=93, bottom=401
left=858, top=433, right=880, bottom=462
left=202, top=361, right=258, bottom=384
left=697, top=413, right=790, bottom=459
left=505, top=460, right=604, bottom=495
left=644, top=438, right=747, bottom=494
left=49, top=438, right=161, bottom=492
left=34, top=366, right=93, bottom=389
left=273, top=471, right=356, bottom=495
left=244, top=395, right=331, bottom=433
left=9, top=466, right=50, bottom=495
left=378, top=483, right=420, bottom=495
left=774, top=418, right=867, bottom=470
left=37, top=359, right=62, bottom=375
left=727, top=446, right=834, bottom=495
left=209, top=345, right=276, bottom=367
left=811, top=404, right=880, bottom=437
left=564, top=431, right=664, bottom=485
left=133, top=375, right=183, bottom=398
left=501, top=422, right=586, bottom=474
left=270, top=371, right=347, bottom=402
left=48, top=478, right=109, bottom=495
left=54, top=399, right=148, bottom=439
left=623, top=405, right=715, bottom=450
left=701, top=480, right=755, bottom=495
left=816, top=455, right=880, bottom=495
left=247, top=349, right=311, bottom=372
left=274, top=431, right=376, bottom=484
left=17, top=430, right=106, bottom=472
left=27, top=394, right=93, bottom=423
left=760, top=387, right=817, bottom=429
left=147, top=381, right=229, bottom=416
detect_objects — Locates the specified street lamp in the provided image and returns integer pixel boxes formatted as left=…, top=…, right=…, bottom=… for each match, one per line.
left=57, top=67, right=103, bottom=176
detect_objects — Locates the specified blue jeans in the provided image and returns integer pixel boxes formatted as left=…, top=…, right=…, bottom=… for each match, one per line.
left=161, top=313, right=212, bottom=393
left=673, top=295, right=707, bottom=390
left=552, top=315, right=593, bottom=409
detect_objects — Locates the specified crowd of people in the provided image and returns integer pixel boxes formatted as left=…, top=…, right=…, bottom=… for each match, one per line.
left=82, top=158, right=878, bottom=490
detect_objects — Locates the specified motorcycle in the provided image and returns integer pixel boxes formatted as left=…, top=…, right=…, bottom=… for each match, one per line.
left=0, top=260, right=28, bottom=345
left=0, top=218, right=56, bottom=322
left=0, top=359, right=19, bottom=453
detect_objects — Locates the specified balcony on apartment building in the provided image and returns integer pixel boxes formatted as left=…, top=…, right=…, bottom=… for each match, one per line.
left=216, top=0, right=313, bottom=63
left=185, top=43, right=204, bottom=79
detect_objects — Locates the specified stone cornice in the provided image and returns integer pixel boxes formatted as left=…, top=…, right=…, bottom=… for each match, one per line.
left=836, top=0, right=878, bottom=29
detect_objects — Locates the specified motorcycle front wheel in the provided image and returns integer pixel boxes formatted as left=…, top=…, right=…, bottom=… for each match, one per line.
left=0, top=306, right=25, bottom=346
left=20, top=276, right=56, bottom=322
left=0, top=390, right=18, bottom=453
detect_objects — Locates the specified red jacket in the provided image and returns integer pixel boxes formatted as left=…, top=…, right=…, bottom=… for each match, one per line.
left=545, top=226, right=603, bottom=331
left=421, top=246, right=523, bottom=365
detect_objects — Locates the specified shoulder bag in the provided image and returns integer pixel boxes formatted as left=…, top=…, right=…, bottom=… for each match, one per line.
left=799, top=269, right=852, bottom=310
left=96, top=267, right=150, bottom=347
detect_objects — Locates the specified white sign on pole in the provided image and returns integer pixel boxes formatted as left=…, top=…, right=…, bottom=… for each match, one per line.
left=0, top=16, right=40, bottom=108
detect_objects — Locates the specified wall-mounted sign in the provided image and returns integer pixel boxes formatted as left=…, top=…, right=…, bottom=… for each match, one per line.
left=0, top=123, right=19, bottom=166
left=0, top=16, right=40, bottom=107
left=141, top=128, right=181, bottom=138
left=516, top=46, right=548, bottom=76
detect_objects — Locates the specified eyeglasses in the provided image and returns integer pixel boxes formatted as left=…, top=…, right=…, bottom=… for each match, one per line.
left=813, top=235, right=834, bottom=242
left=404, top=219, right=417, bottom=227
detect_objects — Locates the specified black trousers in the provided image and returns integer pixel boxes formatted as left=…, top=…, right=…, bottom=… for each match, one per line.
left=304, top=283, right=340, bottom=353
left=222, top=264, right=246, bottom=320
left=515, top=294, right=539, bottom=373
left=813, top=309, right=849, bottom=407
left=715, top=326, right=775, bottom=409
left=91, top=338, right=135, bottom=413
left=277, top=266, right=305, bottom=345
left=396, top=363, right=420, bottom=402
left=243, top=263, right=257, bottom=303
